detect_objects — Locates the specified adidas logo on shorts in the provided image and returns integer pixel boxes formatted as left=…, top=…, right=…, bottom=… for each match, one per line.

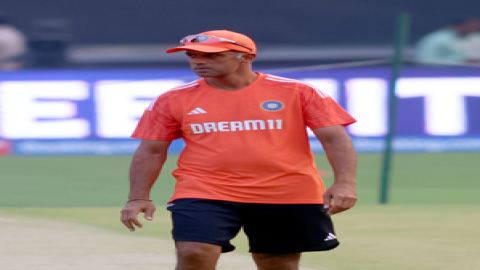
left=324, top=232, right=337, bottom=241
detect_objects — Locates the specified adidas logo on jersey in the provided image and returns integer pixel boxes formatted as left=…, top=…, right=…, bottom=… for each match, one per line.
left=324, top=233, right=337, bottom=241
left=188, top=107, right=207, bottom=115
left=190, top=119, right=283, bottom=134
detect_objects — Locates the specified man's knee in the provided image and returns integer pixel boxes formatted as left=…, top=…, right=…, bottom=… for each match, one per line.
left=176, top=241, right=221, bottom=267
left=252, top=253, right=301, bottom=270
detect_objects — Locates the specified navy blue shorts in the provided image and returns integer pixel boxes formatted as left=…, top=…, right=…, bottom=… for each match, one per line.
left=167, top=198, right=339, bottom=254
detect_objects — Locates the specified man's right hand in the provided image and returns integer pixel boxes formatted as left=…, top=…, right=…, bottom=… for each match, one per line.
left=120, top=200, right=156, bottom=231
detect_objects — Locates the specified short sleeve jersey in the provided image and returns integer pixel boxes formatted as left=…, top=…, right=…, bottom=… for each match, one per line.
left=132, top=73, right=356, bottom=204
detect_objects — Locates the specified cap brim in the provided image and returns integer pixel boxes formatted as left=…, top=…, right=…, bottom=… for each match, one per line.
left=166, top=44, right=231, bottom=53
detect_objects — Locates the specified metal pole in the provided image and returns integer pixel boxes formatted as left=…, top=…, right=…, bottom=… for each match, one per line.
left=379, top=13, right=410, bottom=204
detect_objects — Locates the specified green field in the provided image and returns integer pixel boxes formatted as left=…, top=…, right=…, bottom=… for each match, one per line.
left=1, top=152, right=479, bottom=206
left=1, top=153, right=479, bottom=269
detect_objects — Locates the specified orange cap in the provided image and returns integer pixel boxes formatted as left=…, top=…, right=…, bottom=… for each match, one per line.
left=166, top=30, right=257, bottom=54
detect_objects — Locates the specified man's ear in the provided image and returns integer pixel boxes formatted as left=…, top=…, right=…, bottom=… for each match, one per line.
left=241, top=53, right=256, bottom=64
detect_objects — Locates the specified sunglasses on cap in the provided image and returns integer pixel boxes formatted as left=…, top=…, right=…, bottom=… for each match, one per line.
left=180, top=35, right=254, bottom=52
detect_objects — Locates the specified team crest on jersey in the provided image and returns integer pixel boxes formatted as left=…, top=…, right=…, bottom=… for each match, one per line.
left=261, top=100, right=284, bottom=111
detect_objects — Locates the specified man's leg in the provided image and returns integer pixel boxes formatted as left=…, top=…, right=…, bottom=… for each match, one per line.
left=252, top=253, right=301, bottom=270
left=175, top=241, right=222, bottom=270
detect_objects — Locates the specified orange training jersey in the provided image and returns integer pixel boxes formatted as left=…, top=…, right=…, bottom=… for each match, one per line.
left=132, top=73, right=356, bottom=204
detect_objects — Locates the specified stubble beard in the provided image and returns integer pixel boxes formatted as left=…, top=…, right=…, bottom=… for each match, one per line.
left=193, top=68, right=223, bottom=78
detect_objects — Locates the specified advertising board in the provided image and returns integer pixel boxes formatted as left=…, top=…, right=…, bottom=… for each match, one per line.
left=1, top=68, right=479, bottom=155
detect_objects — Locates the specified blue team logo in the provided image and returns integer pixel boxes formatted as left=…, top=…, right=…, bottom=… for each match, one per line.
left=261, top=100, right=284, bottom=111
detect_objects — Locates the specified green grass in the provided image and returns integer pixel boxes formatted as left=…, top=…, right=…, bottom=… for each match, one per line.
left=1, top=153, right=479, bottom=206
left=0, top=205, right=479, bottom=270
left=1, top=152, right=479, bottom=270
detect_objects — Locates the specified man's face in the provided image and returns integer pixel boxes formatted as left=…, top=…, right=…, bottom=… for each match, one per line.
left=185, top=50, right=244, bottom=77
left=458, top=19, right=480, bottom=35
left=465, top=19, right=480, bottom=33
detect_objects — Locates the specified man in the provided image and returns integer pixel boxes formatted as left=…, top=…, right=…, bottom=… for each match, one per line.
left=0, top=15, right=27, bottom=70
left=415, top=18, right=480, bottom=64
left=121, top=30, right=357, bottom=270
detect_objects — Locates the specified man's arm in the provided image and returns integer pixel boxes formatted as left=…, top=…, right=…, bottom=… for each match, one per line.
left=120, top=139, right=171, bottom=231
left=314, top=125, right=357, bottom=215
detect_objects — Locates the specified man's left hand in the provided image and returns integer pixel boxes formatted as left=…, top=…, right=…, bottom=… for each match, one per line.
left=323, top=182, right=357, bottom=215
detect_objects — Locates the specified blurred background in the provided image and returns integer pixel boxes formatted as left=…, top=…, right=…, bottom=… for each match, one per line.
left=0, top=0, right=479, bottom=193
left=1, top=1, right=480, bottom=269
left=1, top=0, right=480, bottom=155
left=0, top=0, right=479, bottom=68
